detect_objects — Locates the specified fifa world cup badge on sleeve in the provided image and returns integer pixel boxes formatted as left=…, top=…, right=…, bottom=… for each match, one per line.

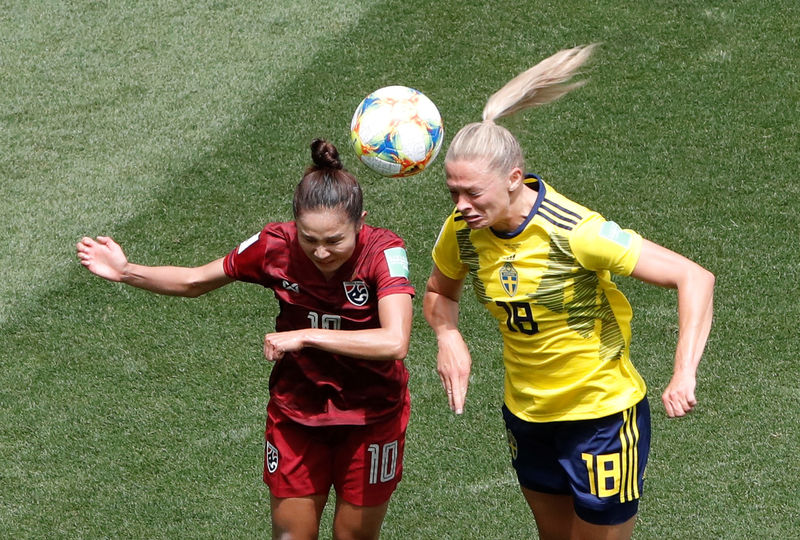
left=599, top=221, right=633, bottom=248
left=383, top=247, right=409, bottom=278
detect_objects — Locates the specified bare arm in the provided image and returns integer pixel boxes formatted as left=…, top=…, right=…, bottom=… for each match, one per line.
left=423, top=265, right=471, bottom=414
left=76, top=236, right=233, bottom=297
left=630, top=239, right=715, bottom=417
left=263, top=292, right=413, bottom=362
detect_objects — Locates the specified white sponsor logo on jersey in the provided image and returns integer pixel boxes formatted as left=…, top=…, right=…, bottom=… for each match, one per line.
left=281, top=280, right=300, bottom=293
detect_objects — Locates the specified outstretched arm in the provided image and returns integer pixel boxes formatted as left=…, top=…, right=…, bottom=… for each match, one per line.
left=631, top=239, right=715, bottom=417
left=263, top=292, right=413, bottom=362
left=423, top=265, right=471, bottom=414
left=76, top=236, right=233, bottom=297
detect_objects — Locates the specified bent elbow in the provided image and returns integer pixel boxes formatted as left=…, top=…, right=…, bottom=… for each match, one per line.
left=184, top=289, right=205, bottom=298
left=393, top=341, right=411, bottom=362
left=183, top=281, right=211, bottom=298
left=386, top=338, right=410, bottom=362
left=698, top=267, right=716, bottom=291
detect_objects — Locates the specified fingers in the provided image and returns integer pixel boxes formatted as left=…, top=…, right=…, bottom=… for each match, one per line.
left=441, top=379, right=457, bottom=413
left=76, top=236, right=104, bottom=258
left=662, top=389, right=697, bottom=418
left=76, top=236, right=115, bottom=251
left=97, top=236, right=121, bottom=252
left=76, top=237, right=96, bottom=266
left=439, top=372, right=467, bottom=415
left=263, top=336, right=283, bottom=362
left=451, top=377, right=466, bottom=415
left=76, top=237, right=94, bottom=253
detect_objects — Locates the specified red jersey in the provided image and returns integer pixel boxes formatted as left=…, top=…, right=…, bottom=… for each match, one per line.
left=223, top=222, right=414, bottom=426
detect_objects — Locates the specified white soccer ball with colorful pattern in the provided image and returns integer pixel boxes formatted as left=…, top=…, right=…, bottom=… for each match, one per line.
left=350, top=85, right=444, bottom=177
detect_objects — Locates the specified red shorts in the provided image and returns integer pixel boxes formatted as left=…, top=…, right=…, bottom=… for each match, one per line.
left=263, top=398, right=410, bottom=507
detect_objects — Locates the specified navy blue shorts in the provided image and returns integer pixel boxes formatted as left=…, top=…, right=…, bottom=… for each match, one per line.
left=502, top=398, right=651, bottom=525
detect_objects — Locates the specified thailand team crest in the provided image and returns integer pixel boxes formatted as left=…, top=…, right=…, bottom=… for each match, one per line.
left=500, top=262, right=518, bottom=297
left=266, top=441, right=279, bottom=474
left=343, top=281, right=369, bottom=306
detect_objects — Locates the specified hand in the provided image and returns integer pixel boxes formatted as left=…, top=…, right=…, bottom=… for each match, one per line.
left=662, top=372, right=697, bottom=417
left=76, top=236, right=128, bottom=282
left=436, top=331, right=472, bottom=414
left=263, top=330, right=307, bottom=362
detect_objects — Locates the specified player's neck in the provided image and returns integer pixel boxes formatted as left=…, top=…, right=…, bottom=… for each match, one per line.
left=495, top=183, right=538, bottom=233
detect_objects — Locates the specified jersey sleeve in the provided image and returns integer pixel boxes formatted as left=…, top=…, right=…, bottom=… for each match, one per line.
left=367, top=229, right=415, bottom=299
left=431, top=211, right=469, bottom=280
left=222, top=225, right=285, bottom=285
left=569, top=214, right=643, bottom=276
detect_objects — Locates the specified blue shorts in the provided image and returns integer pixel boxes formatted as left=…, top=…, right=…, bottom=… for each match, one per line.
left=502, top=398, right=651, bottom=525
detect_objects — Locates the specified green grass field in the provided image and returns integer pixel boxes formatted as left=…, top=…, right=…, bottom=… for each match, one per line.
left=2, top=1, right=798, bottom=537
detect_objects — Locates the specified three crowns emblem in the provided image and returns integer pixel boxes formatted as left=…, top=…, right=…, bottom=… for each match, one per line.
left=500, top=262, right=518, bottom=297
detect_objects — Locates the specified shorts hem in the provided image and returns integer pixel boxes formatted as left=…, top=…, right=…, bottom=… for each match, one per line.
left=335, top=486, right=397, bottom=508
left=574, top=500, right=639, bottom=526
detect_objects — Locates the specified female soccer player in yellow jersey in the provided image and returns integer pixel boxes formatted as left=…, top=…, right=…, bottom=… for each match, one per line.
left=423, top=45, right=715, bottom=540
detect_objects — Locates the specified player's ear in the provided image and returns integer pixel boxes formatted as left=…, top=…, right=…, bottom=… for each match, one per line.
left=357, top=211, right=367, bottom=231
left=507, top=167, right=525, bottom=192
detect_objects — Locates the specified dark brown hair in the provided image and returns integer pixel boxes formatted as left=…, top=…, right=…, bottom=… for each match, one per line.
left=292, top=139, right=363, bottom=223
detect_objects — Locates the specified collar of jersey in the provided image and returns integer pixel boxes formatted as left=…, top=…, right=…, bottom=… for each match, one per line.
left=490, top=174, right=545, bottom=239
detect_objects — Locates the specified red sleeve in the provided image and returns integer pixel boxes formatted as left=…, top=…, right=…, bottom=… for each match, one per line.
left=365, top=228, right=415, bottom=300
left=222, top=223, right=289, bottom=286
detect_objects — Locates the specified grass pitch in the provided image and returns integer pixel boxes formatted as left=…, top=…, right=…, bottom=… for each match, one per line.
left=1, top=0, right=798, bottom=537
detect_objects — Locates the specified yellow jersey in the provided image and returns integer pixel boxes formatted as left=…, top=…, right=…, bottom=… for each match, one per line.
left=432, top=177, right=647, bottom=422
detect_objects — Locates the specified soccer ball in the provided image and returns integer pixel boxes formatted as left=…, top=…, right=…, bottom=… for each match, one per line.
left=350, top=85, right=444, bottom=178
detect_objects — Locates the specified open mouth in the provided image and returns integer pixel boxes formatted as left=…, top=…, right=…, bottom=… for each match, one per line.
left=462, top=214, right=482, bottom=225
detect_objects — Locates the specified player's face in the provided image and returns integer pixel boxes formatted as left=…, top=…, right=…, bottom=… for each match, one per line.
left=296, top=208, right=363, bottom=278
left=445, top=158, right=517, bottom=230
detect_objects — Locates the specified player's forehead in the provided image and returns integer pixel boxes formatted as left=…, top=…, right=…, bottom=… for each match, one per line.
left=445, top=158, right=499, bottom=190
left=296, top=207, right=356, bottom=239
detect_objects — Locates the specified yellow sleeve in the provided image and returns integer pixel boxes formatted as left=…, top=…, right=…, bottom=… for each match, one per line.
left=431, top=212, right=469, bottom=280
left=570, top=214, right=643, bottom=276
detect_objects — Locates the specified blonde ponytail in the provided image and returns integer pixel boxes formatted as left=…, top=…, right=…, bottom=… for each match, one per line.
left=447, top=45, right=596, bottom=176
left=482, top=44, right=596, bottom=123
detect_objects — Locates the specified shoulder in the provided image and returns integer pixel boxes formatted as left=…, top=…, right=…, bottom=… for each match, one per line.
left=248, top=221, right=296, bottom=253
left=358, top=225, right=413, bottom=284
left=223, top=221, right=294, bottom=279
left=535, top=180, right=596, bottom=232
left=263, top=221, right=296, bottom=240
left=559, top=206, right=643, bottom=275
left=361, top=224, right=406, bottom=251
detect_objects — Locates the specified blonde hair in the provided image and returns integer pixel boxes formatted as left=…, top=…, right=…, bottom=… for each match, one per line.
left=446, top=44, right=596, bottom=175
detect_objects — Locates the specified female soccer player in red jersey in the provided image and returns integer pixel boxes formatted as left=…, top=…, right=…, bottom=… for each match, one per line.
left=424, top=46, right=715, bottom=539
left=77, top=139, right=414, bottom=540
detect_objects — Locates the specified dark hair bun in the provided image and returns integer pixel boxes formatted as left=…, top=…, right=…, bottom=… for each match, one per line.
left=310, top=138, right=343, bottom=170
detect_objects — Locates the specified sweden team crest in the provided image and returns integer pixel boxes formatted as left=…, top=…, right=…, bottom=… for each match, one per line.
left=266, top=441, right=279, bottom=474
left=500, top=262, right=518, bottom=297
left=343, top=280, right=369, bottom=306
